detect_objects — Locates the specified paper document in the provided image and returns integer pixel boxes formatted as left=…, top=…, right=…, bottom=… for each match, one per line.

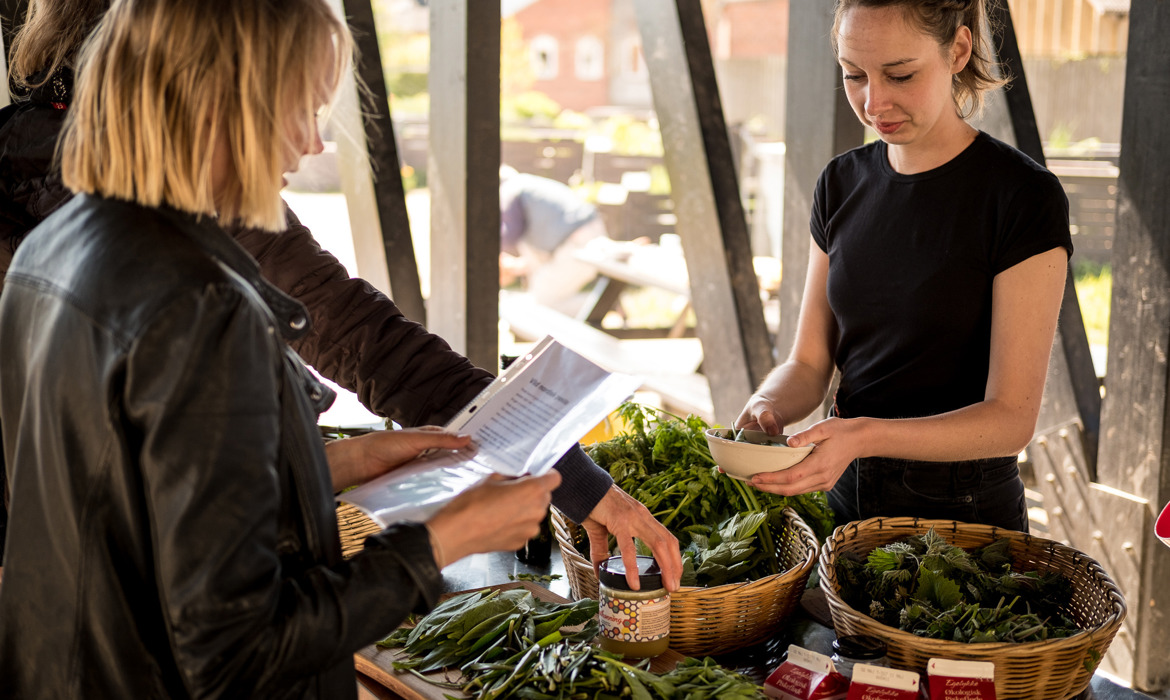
left=339, top=337, right=642, bottom=526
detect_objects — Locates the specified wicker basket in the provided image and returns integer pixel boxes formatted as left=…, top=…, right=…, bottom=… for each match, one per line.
left=337, top=503, right=381, bottom=560
left=819, top=517, right=1126, bottom=700
left=552, top=506, right=819, bottom=656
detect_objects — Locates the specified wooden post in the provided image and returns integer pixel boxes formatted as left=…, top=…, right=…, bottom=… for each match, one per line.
left=0, top=0, right=25, bottom=67
left=1, top=0, right=28, bottom=108
left=989, top=1, right=1102, bottom=474
left=427, top=0, right=500, bottom=372
left=1096, top=0, right=1170, bottom=691
left=340, top=0, right=426, bottom=324
left=326, top=0, right=393, bottom=301
left=632, top=0, right=773, bottom=422
left=778, top=0, right=864, bottom=428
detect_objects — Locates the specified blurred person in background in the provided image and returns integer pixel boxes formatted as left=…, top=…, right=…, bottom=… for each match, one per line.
left=499, top=165, right=612, bottom=315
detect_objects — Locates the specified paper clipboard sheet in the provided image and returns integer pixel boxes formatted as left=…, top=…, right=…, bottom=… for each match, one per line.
left=338, top=338, right=641, bottom=526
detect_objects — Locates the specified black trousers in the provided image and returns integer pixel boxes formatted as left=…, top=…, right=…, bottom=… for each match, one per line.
left=827, top=455, right=1028, bottom=532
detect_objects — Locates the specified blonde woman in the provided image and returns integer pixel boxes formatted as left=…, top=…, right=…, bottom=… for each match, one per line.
left=0, top=1, right=561, bottom=697
left=0, top=0, right=683, bottom=595
left=736, top=0, right=1071, bottom=531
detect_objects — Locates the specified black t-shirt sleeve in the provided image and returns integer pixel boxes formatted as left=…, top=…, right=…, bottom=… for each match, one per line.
left=810, top=166, right=831, bottom=253
left=992, top=169, right=1073, bottom=275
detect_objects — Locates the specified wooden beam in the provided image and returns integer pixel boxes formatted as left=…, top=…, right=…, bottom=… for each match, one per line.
left=1072, top=0, right=1084, bottom=55
left=1097, top=0, right=1170, bottom=691
left=1, top=0, right=27, bottom=109
left=990, top=1, right=1102, bottom=475
left=341, top=0, right=426, bottom=324
left=778, top=0, right=864, bottom=429
left=631, top=0, right=773, bottom=423
left=327, top=0, right=394, bottom=301
left=427, top=0, right=500, bottom=372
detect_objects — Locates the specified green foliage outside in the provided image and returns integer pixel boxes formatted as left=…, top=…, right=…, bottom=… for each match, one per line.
left=1073, top=261, right=1111, bottom=347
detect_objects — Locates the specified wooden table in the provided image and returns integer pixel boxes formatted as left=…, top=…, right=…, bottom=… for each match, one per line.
left=354, top=580, right=684, bottom=700
left=572, top=242, right=692, bottom=337
left=499, top=289, right=714, bottom=421
left=571, top=242, right=781, bottom=339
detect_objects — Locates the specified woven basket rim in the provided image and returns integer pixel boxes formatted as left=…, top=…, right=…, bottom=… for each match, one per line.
left=552, top=505, right=818, bottom=592
left=818, top=516, right=1127, bottom=652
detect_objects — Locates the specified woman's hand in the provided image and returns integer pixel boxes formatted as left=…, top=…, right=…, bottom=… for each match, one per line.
left=580, top=485, right=682, bottom=592
left=425, top=471, right=562, bottom=568
left=735, top=393, right=786, bottom=436
left=325, top=427, right=470, bottom=493
left=748, top=416, right=867, bottom=496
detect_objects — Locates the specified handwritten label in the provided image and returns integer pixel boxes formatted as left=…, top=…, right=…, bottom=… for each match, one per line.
left=927, top=659, right=996, bottom=700
left=846, top=664, right=920, bottom=700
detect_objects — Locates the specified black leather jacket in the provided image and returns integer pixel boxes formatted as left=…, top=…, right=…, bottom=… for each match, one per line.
left=0, top=194, right=441, bottom=699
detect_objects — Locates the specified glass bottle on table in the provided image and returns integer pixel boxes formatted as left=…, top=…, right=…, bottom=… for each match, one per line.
left=830, top=635, right=888, bottom=679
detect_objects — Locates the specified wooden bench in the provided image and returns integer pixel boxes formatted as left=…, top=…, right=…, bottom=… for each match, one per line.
left=1049, top=159, right=1119, bottom=266
left=500, top=290, right=714, bottom=422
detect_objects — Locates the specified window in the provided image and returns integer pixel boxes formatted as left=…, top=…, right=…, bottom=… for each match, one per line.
left=575, top=35, right=605, bottom=81
left=529, top=34, right=559, bottom=80
left=619, top=35, right=647, bottom=78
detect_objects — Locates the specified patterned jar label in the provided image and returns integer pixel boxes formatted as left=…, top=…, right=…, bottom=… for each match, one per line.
left=598, top=592, right=670, bottom=642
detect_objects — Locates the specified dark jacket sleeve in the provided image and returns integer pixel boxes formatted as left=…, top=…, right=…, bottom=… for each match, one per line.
left=232, top=204, right=614, bottom=520
left=232, top=206, right=492, bottom=428
left=125, top=285, right=441, bottom=697
left=0, top=104, right=74, bottom=265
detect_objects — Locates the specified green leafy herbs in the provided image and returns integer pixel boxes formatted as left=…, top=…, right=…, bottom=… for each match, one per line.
left=585, top=402, right=835, bottom=587
left=381, top=590, right=765, bottom=699
left=835, top=529, right=1081, bottom=643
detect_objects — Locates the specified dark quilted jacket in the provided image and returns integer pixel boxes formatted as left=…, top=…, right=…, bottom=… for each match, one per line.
left=0, top=70, right=612, bottom=561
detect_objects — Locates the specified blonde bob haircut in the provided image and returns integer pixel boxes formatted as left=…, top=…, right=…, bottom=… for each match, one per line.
left=60, top=0, right=351, bottom=232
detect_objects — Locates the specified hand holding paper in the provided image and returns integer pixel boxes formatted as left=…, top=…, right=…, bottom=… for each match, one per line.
left=424, top=471, right=562, bottom=568
left=324, top=428, right=471, bottom=493
left=339, top=338, right=642, bottom=526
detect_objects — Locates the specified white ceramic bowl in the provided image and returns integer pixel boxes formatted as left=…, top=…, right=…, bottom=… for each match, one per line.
left=704, top=428, right=814, bottom=481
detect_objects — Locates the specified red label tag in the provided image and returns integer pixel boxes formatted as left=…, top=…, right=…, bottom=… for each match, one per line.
left=765, top=647, right=851, bottom=700
left=926, top=659, right=996, bottom=700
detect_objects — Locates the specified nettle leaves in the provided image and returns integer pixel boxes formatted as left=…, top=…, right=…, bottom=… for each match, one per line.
left=836, top=529, right=1081, bottom=644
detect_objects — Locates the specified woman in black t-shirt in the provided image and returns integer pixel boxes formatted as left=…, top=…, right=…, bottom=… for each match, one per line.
left=735, top=0, right=1071, bottom=532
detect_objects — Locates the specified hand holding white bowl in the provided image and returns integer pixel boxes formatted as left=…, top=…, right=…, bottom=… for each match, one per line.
left=704, top=428, right=814, bottom=481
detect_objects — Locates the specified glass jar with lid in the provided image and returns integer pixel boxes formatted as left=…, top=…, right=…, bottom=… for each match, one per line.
left=830, top=634, right=889, bottom=679
left=597, top=555, right=670, bottom=658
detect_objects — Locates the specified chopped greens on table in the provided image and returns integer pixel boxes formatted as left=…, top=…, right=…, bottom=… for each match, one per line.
left=508, top=573, right=564, bottom=583
left=584, top=402, right=835, bottom=587
left=834, top=528, right=1081, bottom=643
left=378, top=588, right=766, bottom=699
